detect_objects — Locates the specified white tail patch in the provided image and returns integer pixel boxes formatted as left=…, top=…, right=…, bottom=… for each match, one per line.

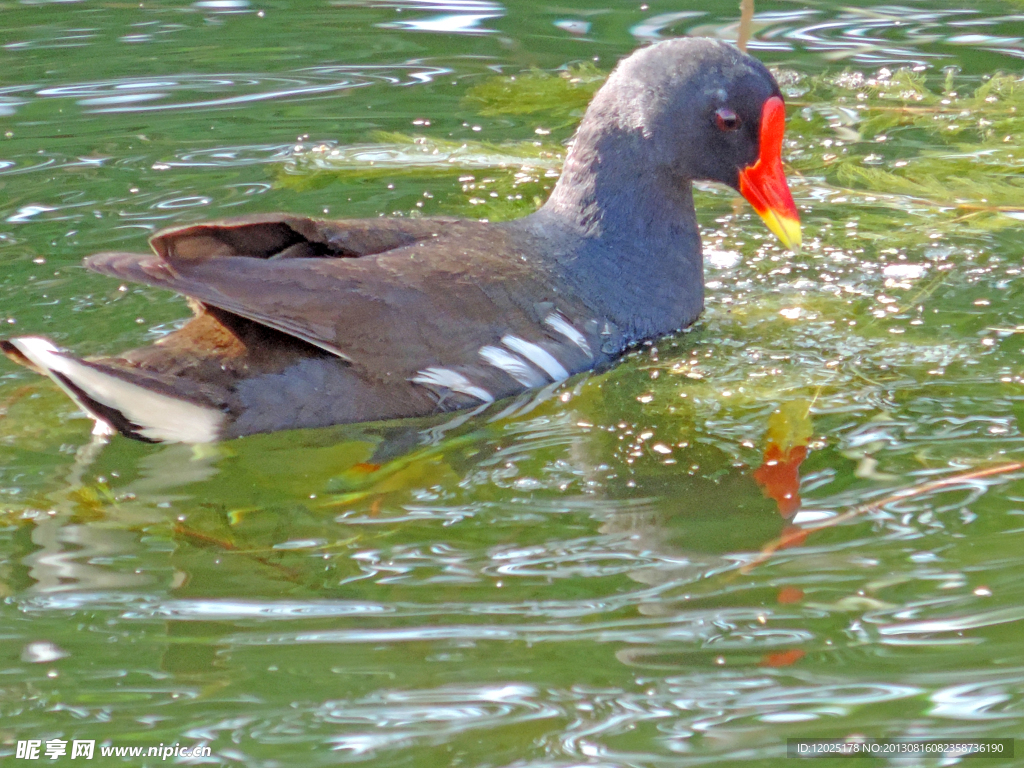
left=543, top=313, right=593, bottom=358
left=92, top=420, right=116, bottom=437
left=411, top=367, right=494, bottom=403
left=479, top=346, right=546, bottom=388
left=9, top=337, right=224, bottom=443
left=501, top=335, right=569, bottom=382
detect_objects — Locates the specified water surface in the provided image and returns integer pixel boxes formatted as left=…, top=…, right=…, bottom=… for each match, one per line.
left=2, top=0, right=1024, bottom=764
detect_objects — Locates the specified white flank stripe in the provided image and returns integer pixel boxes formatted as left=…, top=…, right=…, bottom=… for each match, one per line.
left=10, top=337, right=224, bottom=443
left=543, top=313, right=593, bottom=358
left=479, top=346, right=547, bottom=387
left=411, top=367, right=494, bottom=403
left=501, top=335, right=569, bottom=381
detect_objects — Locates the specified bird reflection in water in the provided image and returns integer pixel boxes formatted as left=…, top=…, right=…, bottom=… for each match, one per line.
left=752, top=399, right=813, bottom=520
left=752, top=400, right=813, bottom=641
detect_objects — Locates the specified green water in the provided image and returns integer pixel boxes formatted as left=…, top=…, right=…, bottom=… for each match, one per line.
left=3, top=0, right=1024, bottom=765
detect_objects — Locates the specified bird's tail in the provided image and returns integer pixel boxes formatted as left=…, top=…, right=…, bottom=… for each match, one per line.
left=1, top=337, right=225, bottom=443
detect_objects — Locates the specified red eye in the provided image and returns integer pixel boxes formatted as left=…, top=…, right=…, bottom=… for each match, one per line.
left=715, top=108, right=741, bottom=131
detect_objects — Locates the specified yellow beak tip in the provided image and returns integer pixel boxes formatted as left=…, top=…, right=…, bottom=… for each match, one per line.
left=760, top=211, right=802, bottom=253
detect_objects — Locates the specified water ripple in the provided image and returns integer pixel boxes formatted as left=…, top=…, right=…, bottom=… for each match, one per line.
left=930, top=679, right=1023, bottom=720
left=683, top=5, right=1024, bottom=66
left=310, top=684, right=562, bottom=757
left=875, top=604, right=1024, bottom=638
left=27, top=65, right=452, bottom=115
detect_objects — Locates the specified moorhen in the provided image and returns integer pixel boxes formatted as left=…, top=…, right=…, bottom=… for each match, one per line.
left=1, top=38, right=800, bottom=443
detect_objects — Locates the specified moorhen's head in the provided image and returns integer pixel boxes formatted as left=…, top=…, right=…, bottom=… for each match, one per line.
left=556, top=37, right=801, bottom=250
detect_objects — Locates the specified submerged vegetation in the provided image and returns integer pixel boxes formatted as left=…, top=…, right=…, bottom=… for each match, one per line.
left=280, top=63, right=1024, bottom=232
left=463, top=62, right=606, bottom=118
left=791, top=67, right=1024, bottom=232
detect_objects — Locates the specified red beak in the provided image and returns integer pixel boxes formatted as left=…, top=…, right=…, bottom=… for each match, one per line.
left=738, top=96, right=801, bottom=251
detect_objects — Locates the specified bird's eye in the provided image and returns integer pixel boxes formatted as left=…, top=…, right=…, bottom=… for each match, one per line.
left=714, top=108, right=741, bottom=132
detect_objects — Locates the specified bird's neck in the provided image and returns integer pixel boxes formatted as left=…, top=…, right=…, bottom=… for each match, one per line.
left=529, top=124, right=705, bottom=343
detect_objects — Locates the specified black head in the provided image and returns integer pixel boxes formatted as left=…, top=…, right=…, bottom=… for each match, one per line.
left=597, top=37, right=782, bottom=190
left=549, top=38, right=800, bottom=250
left=545, top=38, right=800, bottom=251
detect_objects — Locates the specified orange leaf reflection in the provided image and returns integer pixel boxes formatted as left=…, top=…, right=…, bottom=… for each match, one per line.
left=760, top=649, right=806, bottom=667
left=777, top=586, right=805, bottom=604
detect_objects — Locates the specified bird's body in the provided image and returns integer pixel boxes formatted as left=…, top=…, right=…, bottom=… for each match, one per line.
left=1, top=38, right=800, bottom=443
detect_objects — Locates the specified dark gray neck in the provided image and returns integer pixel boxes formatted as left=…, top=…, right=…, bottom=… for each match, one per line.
left=516, top=121, right=705, bottom=345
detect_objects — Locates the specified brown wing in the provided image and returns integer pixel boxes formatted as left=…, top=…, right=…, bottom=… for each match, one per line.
left=85, top=214, right=564, bottom=378
left=144, top=213, right=467, bottom=263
